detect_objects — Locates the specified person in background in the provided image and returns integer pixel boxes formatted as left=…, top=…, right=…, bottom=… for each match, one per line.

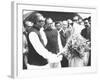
left=56, top=20, right=69, bottom=67
left=81, top=18, right=91, bottom=41
left=55, top=21, right=63, bottom=31
left=73, top=16, right=84, bottom=35
left=81, top=18, right=91, bottom=66
left=39, top=17, right=48, bottom=47
left=60, top=20, right=71, bottom=46
left=67, top=19, right=74, bottom=35
left=67, top=19, right=73, bottom=27
left=23, top=13, right=34, bottom=69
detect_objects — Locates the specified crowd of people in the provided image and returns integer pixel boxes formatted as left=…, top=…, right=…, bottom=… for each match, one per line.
left=23, top=11, right=91, bottom=69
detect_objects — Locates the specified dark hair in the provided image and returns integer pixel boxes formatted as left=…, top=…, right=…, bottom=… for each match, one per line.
left=55, top=21, right=62, bottom=26
left=24, top=12, right=43, bottom=25
left=45, top=18, right=53, bottom=24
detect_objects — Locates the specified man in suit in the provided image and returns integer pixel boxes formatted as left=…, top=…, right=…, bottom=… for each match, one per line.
left=55, top=20, right=69, bottom=67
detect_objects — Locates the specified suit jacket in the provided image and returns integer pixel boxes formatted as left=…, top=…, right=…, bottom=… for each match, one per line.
left=60, top=30, right=71, bottom=47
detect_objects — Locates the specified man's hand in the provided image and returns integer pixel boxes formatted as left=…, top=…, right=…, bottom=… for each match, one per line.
left=47, top=53, right=63, bottom=68
left=57, top=55, right=63, bottom=61
left=47, top=54, right=62, bottom=63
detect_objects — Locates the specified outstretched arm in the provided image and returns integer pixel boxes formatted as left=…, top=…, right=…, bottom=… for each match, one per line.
left=29, top=32, right=61, bottom=63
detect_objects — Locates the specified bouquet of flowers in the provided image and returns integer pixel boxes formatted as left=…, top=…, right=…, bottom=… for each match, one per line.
left=58, top=34, right=91, bottom=60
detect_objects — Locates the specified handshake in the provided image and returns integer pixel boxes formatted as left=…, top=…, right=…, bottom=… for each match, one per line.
left=46, top=53, right=62, bottom=68
left=47, top=53, right=63, bottom=63
left=47, top=48, right=68, bottom=63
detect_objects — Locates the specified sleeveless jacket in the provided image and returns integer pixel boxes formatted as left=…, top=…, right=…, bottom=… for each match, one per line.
left=27, top=27, right=48, bottom=66
left=44, top=28, right=59, bottom=54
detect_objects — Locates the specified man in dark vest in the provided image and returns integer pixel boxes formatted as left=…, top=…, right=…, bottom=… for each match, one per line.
left=44, top=18, right=62, bottom=68
left=24, top=12, right=60, bottom=69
